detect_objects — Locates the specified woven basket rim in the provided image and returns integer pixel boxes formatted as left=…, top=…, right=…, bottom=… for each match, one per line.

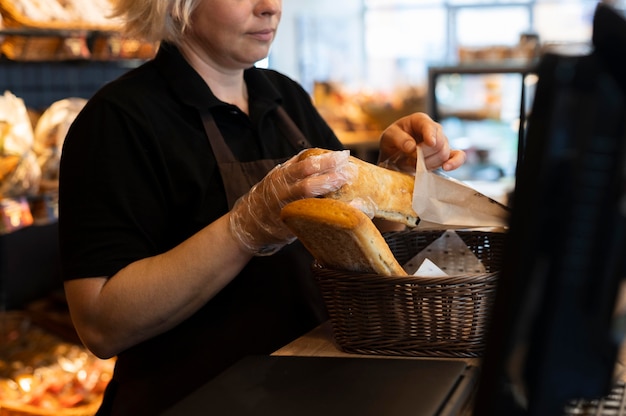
left=313, top=263, right=498, bottom=284
left=313, top=228, right=504, bottom=283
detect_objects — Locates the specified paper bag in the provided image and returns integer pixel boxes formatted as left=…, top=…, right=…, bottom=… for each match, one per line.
left=412, top=149, right=510, bottom=227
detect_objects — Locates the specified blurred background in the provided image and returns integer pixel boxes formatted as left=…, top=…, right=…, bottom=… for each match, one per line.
left=0, top=0, right=623, bottom=305
left=0, top=1, right=623, bottom=413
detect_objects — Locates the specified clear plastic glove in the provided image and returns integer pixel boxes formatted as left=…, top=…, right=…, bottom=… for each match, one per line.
left=345, top=196, right=377, bottom=219
left=377, top=151, right=412, bottom=175
left=229, top=149, right=355, bottom=256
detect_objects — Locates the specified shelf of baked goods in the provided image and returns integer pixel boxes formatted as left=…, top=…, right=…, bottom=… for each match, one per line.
left=0, top=28, right=158, bottom=61
left=0, top=309, right=115, bottom=415
left=313, top=81, right=428, bottom=163
left=0, top=91, right=85, bottom=234
left=0, top=0, right=157, bottom=61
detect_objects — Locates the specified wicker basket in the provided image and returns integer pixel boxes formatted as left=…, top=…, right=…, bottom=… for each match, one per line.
left=313, top=229, right=506, bottom=358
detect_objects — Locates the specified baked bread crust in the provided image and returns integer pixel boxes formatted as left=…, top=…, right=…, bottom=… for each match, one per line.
left=297, top=148, right=418, bottom=227
left=280, top=198, right=407, bottom=276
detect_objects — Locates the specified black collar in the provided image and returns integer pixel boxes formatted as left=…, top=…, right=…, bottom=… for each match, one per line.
left=153, top=42, right=283, bottom=113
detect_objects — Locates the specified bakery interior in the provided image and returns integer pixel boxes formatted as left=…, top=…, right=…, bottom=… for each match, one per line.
left=1, top=0, right=625, bottom=414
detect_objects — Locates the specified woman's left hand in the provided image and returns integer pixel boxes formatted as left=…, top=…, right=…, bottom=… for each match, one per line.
left=377, top=112, right=466, bottom=172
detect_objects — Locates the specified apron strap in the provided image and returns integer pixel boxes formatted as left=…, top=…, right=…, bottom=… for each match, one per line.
left=200, top=106, right=312, bottom=209
left=201, top=105, right=312, bottom=163
left=202, top=111, right=238, bottom=163
left=274, top=106, right=312, bottom=150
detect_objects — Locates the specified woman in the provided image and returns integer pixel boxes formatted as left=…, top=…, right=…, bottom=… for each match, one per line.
left=59, top=0, right=466, bottom=414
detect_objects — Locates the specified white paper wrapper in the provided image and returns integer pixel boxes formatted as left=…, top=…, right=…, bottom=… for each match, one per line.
left=412, top=148, right=510, bottom=228
left=403, top=230, right=488, bottom=275
left=412, top=258, right=449, bottom=277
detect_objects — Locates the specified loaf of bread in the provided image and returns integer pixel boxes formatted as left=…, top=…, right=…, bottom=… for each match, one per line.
left=280, top=198, right=407, bottom=276
left=297, top=148, right=418, bottom=227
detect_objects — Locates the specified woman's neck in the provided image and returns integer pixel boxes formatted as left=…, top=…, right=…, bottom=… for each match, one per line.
left=178, top=42, right=249, bottom=114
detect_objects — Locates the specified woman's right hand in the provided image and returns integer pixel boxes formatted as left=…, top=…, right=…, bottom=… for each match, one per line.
left=229, top=149, right=354, bottom=255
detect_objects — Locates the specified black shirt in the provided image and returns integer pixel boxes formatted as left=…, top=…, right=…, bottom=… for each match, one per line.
left=60, top=43, right=343, bottom=280
left=59, top=43, right=344, bottom=414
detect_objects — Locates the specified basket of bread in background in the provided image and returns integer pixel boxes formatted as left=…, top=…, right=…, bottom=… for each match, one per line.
left=281, top=148, right=510, bottom=358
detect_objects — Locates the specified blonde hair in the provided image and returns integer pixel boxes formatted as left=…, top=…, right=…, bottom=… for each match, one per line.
left=110, top=0, right=201, bottom=44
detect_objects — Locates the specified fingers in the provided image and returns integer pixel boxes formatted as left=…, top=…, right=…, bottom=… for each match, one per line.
left=272, top=150, right=354, bottom=200
left=295, top=149, right=350, bottom=178
left=409, top=114, right=440, bottom=148
left=379, top=125, right=413, bottom=163
left=279, top=149, right=349, bottom=180
left=422, top=133, right=450, bottom=170
left=379, top=113, right=443, bottom=162
left=380, top=112, right=466, bottom=172
left=230, top=149, right=355, bottom=256
left=296, top=151, right=355, bottom=196
left=299, top=167, right=355, bottom=196
left=442, top=149, right=467, bottom=171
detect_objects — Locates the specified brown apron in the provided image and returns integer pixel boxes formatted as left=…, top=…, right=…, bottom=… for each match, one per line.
left=96, top=107, right=321, bottom=416
left=201, top=106, right=311, bottom=208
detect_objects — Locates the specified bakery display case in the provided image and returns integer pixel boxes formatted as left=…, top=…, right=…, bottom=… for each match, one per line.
left=427, top=63, right=537, bottom=203
left=0, top=4, right=146, bottom=412
left=313, top=82, right=428, bottom=164
left=0, top=0, right=154, bottom=304
left=0, top=0, right=156, bottom=110
left=0, top=0, right=157, bottom=62
left=0, top=96, right=99, bottom=408
left=0, top=310, right=115, bottom=415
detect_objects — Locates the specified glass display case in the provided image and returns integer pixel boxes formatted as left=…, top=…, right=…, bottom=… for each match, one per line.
left=427, top=63, right=537, bottom=203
